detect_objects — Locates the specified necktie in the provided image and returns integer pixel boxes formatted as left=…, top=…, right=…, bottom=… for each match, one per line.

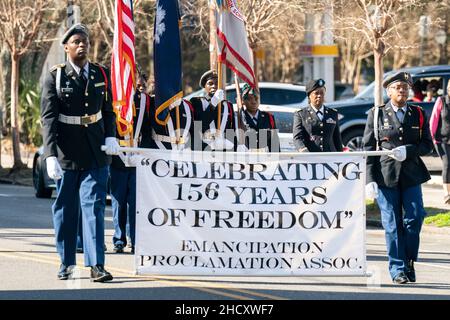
left=397, top=108, right=405, bottom=123
left=316, top=110, right=323, bottom=121
left=253, top=117, right=258, bottom=125
left=79, top=70, right=87, bottom=88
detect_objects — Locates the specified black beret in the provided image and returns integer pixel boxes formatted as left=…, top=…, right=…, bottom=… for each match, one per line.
left=383, top=71, right=413, bottom=88
left=306, top=78, right=326, bottom=96
left=199, top=70, right=218, bottom=88
left=61, top=23, right=89, bottom=45
left=242, top=83, right=258, bottom=99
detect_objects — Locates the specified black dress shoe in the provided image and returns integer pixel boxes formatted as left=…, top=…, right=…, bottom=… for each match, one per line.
left=392, top=272, right=409, bottom=284
left=76, top=247, right=83, bottom=253
left=113, top=243, right=124, bottom=253
left=57, top=264, right=73, bottom=280
left=130, top=246, right=135, bottom=254
left=90, top=265, right=113, bottom=282
left=406, top=261, right=416, bottom=283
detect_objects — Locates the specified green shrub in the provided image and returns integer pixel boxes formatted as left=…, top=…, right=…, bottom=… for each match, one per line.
left=19, top=79, right=42, bottom=147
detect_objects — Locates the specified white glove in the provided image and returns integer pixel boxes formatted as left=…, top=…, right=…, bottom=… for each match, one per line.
left=365, top=182, right=379, bottom=200
left=125, top=153, right=141, bottom=167
left=46, top=156, right=63, bottom=180
left=104, top=137, right=120, bottom=155
left=389, top=145, right=407, bottom=162
left=211, top=89, right=225, bottom=106
left=209, top=137, right=234, bottom=150
left=237, top=144, right=248, bottom=152
left=169, top=98, right=182, bottom=110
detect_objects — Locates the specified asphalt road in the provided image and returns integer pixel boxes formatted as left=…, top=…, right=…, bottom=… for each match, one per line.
left=0, top=184, right=449, bottom=300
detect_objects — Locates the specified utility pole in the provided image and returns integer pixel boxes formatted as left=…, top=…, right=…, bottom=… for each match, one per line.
left=300, top=1, right=337, bottom=102
left=39, top=1, right=80, bottom=89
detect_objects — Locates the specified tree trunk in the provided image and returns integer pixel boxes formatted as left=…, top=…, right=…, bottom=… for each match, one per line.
left=10, top=54, right=24, bottom=169
left=373, top=38, right=385, bottom=107
left=354, top=57, right=362, bottom=94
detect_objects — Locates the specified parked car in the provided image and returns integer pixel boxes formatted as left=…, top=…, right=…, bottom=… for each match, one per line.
left=334, top=82, right=355, bottom=101
left=33, top=146, right=55, bottom=198
left=184, top=81, right=307, bottom=107
left=328, top=65, right=450, bottom=154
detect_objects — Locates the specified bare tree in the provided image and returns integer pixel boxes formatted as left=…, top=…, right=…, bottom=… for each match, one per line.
left=182, top=0, right=310, bottom=82
left=0, top=0, right=56, bottom=169
left=333, top=0, right=425, bottom=106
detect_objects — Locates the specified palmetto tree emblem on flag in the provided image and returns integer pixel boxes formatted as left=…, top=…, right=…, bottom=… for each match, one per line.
left=155, top=5, right=166, bottom=44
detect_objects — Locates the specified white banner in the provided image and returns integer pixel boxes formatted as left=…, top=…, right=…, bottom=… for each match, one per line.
left=135, top=151, right=366, bottom=276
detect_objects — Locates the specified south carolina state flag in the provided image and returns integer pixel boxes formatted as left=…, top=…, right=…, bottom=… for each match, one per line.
left=154, top=0, right=183, bottom=125
left=215, top=0, right=256, bottom=88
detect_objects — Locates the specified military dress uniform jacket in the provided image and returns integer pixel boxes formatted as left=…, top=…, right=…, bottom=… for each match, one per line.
left=241, top=110, right=280, bottom=152
left=363, top=101, right=433, bottom=189
left=190, top=96, right=236, bottom=151
left=293, top=105, right=343, bottom=152
left=111, top=92, right=153, bottom=169
left=41, top=62, right=116, bottom=170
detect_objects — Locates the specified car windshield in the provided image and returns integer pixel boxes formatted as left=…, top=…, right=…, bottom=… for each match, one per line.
left=354, top=82, right=389, bottom=101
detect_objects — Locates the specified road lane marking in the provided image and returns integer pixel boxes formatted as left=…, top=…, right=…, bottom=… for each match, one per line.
left=0, top=249, right=286, bottom=300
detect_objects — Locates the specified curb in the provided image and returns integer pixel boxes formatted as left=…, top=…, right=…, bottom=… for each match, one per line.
left=0, top=178, right=31, bottom=187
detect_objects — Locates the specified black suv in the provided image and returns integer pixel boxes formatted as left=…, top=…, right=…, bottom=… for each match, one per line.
left=329, top=65, right=450, bottom=151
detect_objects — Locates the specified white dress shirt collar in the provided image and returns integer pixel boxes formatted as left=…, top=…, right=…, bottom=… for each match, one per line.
left=69, top=60, right=89, bottom=77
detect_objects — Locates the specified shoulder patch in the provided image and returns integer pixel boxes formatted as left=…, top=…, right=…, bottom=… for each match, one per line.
left=409, top=104, right=423, bottom=110
left=50, top=63, right=65, bottom=72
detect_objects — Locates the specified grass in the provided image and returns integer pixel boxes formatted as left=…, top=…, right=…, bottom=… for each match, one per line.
left=366, top=199, right=450, bottom=228
left=424, top=213, right=450, bottom=227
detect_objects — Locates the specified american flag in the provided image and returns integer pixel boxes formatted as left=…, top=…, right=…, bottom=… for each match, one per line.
left=111, top=0, right=136, bottom=140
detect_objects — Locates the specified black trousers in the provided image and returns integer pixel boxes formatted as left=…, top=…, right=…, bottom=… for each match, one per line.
left=436, top=142, right=450, bottom=183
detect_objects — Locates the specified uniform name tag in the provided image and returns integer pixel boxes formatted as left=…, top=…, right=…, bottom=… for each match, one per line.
left=61, top=88, right=73, bottom=93
left=94, top=82, right=105, bottom=87
left=325, top=118, right=336, bottom=124
left=381, top=125, right=393, bottom=130
left=411, top=126, right=419, bottom=129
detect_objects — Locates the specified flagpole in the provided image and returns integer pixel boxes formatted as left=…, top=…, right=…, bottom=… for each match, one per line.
left=217, top=61, right=223, bottom=133
left=234, top=73, right=244, bottom=145
left=176, top=104, right=181, bottom=145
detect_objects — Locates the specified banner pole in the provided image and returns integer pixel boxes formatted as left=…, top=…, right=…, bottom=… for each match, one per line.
left=101, top=145, right=395, bottom=157
left=217, top=61, right=223, bottom=133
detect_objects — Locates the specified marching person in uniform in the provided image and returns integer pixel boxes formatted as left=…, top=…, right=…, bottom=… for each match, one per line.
left=240, top=83, right=280, bottom=152
left=150, top=97, right=195, bottom=150
left=189, top=70, right=236, bottom=151
left=110, top=70, right=152, bottom=255
left=40, top=23, right=120, bottom=282
left=363, top=71, right=433, bottom=284
left=293, top=79, right=343, bottom=152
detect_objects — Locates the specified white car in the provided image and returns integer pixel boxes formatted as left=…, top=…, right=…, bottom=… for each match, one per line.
left=255, top=104, right=296, bottom=152
left=185, top=81, right=307, bottom=108
left=185, top=82, right=305, bottom=152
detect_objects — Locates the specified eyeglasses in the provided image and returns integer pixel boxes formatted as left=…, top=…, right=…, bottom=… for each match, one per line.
left=389, top=84, right=410, bottom=91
